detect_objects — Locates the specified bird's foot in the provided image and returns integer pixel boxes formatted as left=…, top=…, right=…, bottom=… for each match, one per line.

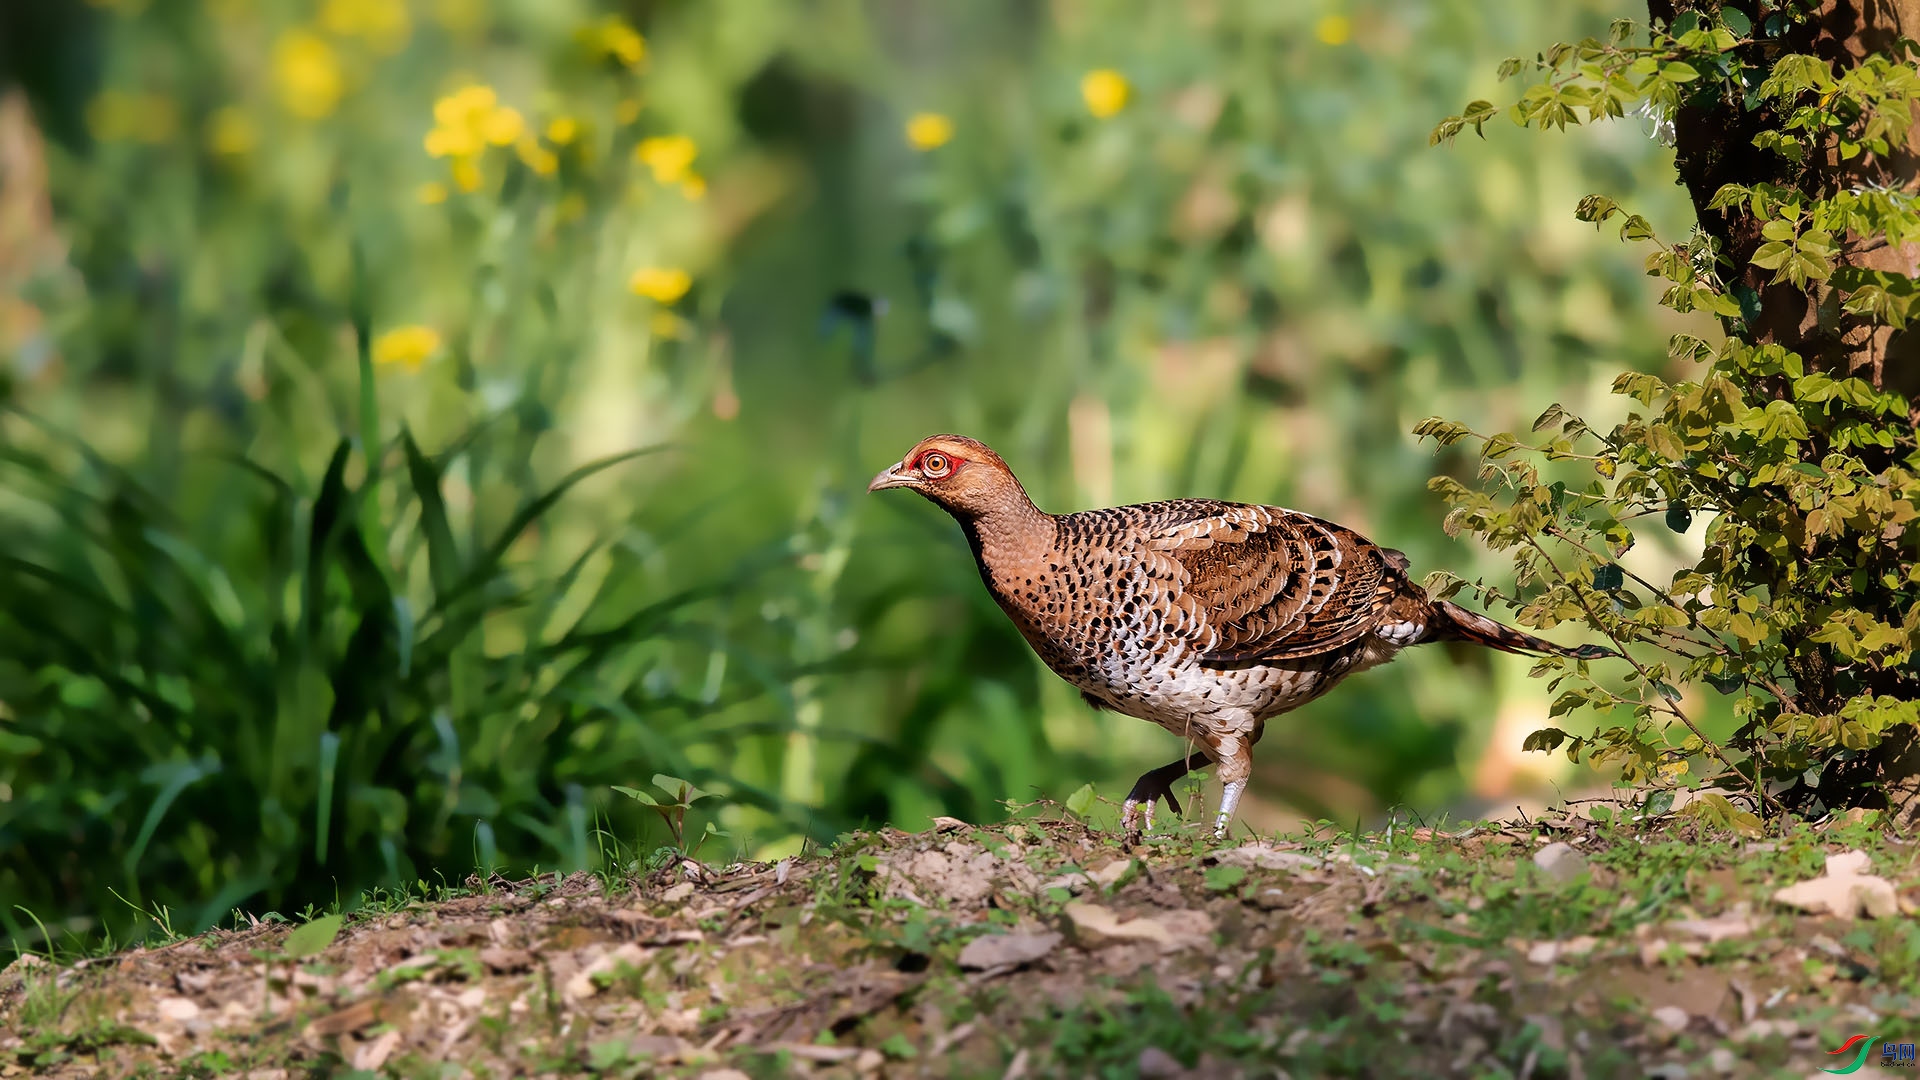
left=1120, top=773, right=1186, bottom=842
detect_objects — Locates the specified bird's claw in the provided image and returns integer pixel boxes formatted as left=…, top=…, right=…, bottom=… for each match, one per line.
left=1119, top=776, right=1185, bottom=841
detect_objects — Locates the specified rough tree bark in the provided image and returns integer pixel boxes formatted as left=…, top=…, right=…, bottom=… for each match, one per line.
left=1648, top=0, right=1920, bottom=826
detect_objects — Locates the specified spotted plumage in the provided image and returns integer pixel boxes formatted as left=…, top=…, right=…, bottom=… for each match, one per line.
left=870, top=434, right=1612, bottom=836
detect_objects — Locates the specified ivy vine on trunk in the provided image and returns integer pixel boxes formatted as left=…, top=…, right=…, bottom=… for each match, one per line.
left=1428, top=0, right=1920, bottom=829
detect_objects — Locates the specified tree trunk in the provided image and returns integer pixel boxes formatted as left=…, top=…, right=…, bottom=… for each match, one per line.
left=1649, top=0, right=1920, bottom=827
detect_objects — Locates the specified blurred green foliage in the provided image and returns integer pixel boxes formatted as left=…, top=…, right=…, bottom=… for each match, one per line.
left=1, top=0, right=1699, bottom=948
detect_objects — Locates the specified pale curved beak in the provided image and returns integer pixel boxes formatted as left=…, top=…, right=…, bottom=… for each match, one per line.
left=868, top=461, right=914, bottom=492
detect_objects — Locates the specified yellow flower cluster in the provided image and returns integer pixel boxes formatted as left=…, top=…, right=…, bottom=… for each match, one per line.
left=423, top=85, right=573, bottom=193
left=373, top=326, right=442, bottom=370
left=635, top=135, right=705, bottom=199
left=1081, top=69, right=1129, bottom=119
left=274, top=30, right=343, bottom=119
left=580, top=15, right=647, bottom=68
left=905, top=112, right=953, bottom=151
left=425, top=84, right=523, bottom=158
left=628, top=267, right=691, bottom=304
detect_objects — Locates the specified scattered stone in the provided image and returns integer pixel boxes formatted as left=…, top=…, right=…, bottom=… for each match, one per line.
left=1063, top=902, right=1212, bottom=952
left=1038, top=872, right=1091, bottom=895
left=776, top=1044, right=861, bottom=1062
left=876, top=842, right=1007, bottom=907
left=1065, top=902, right=1171, bottom=948
left=1531, top=842, right=1587, bottom=883
left=1708, top=1046, right=1737, bottom=1075
left=661, top=882, right=697, bottom=904
left=958, top=931, right=1062, bottom=971
left=563, top=943, right=647, bottom=1000
left=1137, top=1046, right=1185, bottom=1078
left=1733, top=1019, right=1800, bottom=1042
left=1651, top=1005, right=1689, bottom=1032
left=1772, top=849, right=1899, bottom=919
left=479, top=947, right=532, bottom=974
left=155, top=997, right=201, bottom=1022
left=174, top=969, right=214, bottom=993
left=1667, top=905, right=1762, bottom=942
left=1087, top=858, right=1136, bottom=888
left=1209, top=843, right=1322, bottom=873
left=1524, top=936, right=1598, bottom=965
left=352, top=1029, right=400, bottom=1071
left=1251, top=888, right=1288, bottom=910
left=2, top=954, right=49, bottom=977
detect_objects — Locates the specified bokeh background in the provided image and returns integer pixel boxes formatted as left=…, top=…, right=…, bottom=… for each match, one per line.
left=0, top=0, right=1714, bottom=948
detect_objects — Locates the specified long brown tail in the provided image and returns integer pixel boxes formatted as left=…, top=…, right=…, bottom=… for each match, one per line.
left=1431, top=600, right=1617, bottom=660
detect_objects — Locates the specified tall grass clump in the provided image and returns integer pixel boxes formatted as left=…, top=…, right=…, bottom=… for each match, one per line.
left=0, top=0, right=804, bottom=949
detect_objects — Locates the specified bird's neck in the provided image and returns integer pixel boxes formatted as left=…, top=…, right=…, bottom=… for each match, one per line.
left=953, top=496, right=1055, bottom=582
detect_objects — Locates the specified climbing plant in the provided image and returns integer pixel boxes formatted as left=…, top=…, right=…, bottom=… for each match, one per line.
left=1425, top=1, right=1920, bottom=828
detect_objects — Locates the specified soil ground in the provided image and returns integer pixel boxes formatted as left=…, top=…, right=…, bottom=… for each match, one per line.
left=4, top=799, right=1918, bottom=1079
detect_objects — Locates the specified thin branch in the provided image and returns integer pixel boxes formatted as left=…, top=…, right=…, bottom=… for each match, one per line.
left=1521, top=535, right=1784, bottom=820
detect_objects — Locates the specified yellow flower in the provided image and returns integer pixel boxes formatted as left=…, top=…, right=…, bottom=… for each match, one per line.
left=905, top=112, right=953, bottom=151
left=481, top=104, right=523, bottom=145
left=372, top=325, right=442, bottom=370
left=274, top=30, right=343, bottom=119
left=679, top=174, right=707, bottom=200
left=320, top=0, right=411, bottom=53
left=628, top=267, right=691, bottom=304
left=1080, top=69, right=1129, bottom=119
left=635, top=135, right=696, bottom=184
left=515, top=136, right=558, bottom=176
left=206, top=106, right=254, bottom=156
left=1315, top=14, right=1351, bottom=45
left=433, top=84, right=496, bottom=130
left=579, top=15, right=645, bottom=67
left=423, top=126, right=476, bottom=157
left=545, top=115, right=579, bottom=145
left=417, top=181, right=448, bottom=204
left=605, top=18, right=646, bottom=66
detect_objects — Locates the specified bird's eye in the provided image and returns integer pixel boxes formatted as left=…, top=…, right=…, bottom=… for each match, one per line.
left=920, top=452, right=951, bottom=477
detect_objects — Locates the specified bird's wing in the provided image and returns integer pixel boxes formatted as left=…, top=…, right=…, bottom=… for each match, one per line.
left=1141, top=503, right=1402, bottom=663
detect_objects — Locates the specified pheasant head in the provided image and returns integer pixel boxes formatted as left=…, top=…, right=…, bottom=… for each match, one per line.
left=868, top=434, right=1039, bottom=522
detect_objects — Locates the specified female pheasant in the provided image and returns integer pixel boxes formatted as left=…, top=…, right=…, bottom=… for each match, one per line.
left=870, top=434, right=1611, bottom=837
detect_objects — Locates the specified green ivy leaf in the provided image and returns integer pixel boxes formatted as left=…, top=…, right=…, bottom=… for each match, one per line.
left=1064, top=783, right=1095, bottom=817
left=282, top=913, right=343, bottom=961
left=1203, top=864, right=1248, bottom=892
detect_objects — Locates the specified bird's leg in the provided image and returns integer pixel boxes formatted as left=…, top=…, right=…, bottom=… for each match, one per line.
left=1212, top=737, right=1255, bottom=839
left=1214, top=780, right=1246, bottom=838
left=1120, top=753, right=1210, bottom=836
